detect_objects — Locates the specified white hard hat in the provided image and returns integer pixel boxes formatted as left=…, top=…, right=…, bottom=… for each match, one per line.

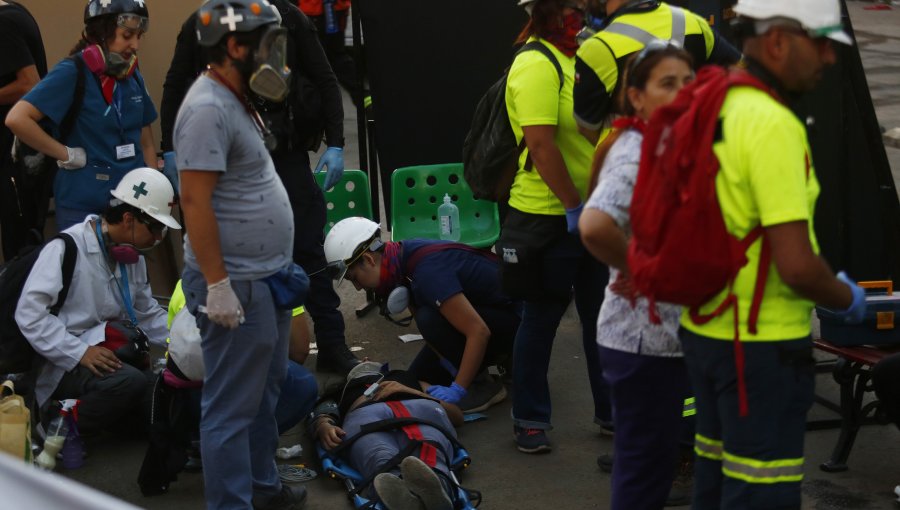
left=323, top=217, right=380, bottom=281
left=110, top=167, right=182, bottom=230
left=168, top=307, right=204, bottom=382
left=733, top=0, right=852, bottom=45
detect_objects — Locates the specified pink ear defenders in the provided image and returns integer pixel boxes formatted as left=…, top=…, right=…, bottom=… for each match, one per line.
left=81, top=44, right=138, bottom=79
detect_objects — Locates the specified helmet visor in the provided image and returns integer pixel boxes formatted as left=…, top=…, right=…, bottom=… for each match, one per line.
left=118, top=13, right=149, bottom=33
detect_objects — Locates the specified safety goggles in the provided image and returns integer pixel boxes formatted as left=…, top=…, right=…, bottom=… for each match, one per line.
left=137, top=215, right=167, bottom=237
left=326, top=239, right=384, bottom=282
left=117, top=13, right=149, bottom=34
left=626, top=39, right=682, bottom=85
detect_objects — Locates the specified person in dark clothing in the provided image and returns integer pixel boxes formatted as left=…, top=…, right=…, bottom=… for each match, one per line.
left=0, top=0, right=48, bottom=261
left=296, top=0, right=363, bottom=105
left=160, top=0, right=361, bottom=374
left=873, top=353, right=900, bottom=430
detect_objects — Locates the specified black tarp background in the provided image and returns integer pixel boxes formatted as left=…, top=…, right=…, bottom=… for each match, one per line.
left=356, top=0, right=899, bottom=280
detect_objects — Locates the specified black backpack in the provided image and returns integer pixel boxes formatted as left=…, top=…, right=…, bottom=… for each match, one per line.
left=462, top=41, right=563, bottom=202
left=0, top=234, right=78, bottom=374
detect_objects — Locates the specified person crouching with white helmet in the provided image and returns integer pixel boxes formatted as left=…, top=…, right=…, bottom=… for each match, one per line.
left=324, top=217, right=518, bottom=414
left=15, top=167, right=180, bottom=439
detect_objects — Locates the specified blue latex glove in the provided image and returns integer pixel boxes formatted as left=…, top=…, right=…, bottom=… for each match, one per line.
left=426, top=382, right=467, bottom=404
left=314, top=147, right=344, bottom=190
left=565, top=202, right=584, bottom=234
left=834, top=271, right=867, bottom=324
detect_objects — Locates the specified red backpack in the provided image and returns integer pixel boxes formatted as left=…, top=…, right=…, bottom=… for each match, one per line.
left=628, top=65, right=784, bottom=416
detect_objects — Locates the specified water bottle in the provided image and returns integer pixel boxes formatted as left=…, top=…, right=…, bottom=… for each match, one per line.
left=323, top=0, right=338, bottom=34
left=438, top=193, right=460, bottom=242
left=61, top=414, right=84, bottom=469
left=35, top=416, right=67, bottom=470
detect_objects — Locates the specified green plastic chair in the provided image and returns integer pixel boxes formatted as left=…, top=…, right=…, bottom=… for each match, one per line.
left=390, top=163, right=500, bottom=248
left=315, top=169, right=374, bottom=234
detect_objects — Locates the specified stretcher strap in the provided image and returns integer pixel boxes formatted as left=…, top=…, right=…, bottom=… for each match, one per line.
left=386, top=401, right=438, bottom=467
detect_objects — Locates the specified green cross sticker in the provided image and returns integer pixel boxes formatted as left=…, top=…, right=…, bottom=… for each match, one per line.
left=132, top=181, right=149, bottom=199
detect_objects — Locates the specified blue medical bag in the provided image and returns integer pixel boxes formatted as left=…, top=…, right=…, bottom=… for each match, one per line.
left=817, top=280, right=900, bottom=347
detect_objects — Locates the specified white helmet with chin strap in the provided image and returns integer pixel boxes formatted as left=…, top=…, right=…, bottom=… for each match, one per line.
left=324, top=217, right=381, bottom=281
left=733, top=0, right=852, bottom=45
left=110, top=168, right=182, bottom=230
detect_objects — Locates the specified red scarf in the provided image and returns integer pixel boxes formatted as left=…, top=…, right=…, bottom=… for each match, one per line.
left=544, top=11, right=584, bottom=57
left=612, top=116, right=647, bottom=133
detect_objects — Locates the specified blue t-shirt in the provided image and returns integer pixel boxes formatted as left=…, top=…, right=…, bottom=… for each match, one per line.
left=402, top=239, right=513, bottom=310
left=23, top=57, right=157, bottom=212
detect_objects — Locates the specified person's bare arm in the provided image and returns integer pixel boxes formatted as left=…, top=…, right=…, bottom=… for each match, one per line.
left=313, top=415, right=345, bottom=450
left=766, top=221, right=852, bottom=308
left=522, top=125, right=581, bottom=209
left=5, top=100, right=68, bottom=161
left=288, top=313, right=310, bottom=364
left=179, top=171, right=227, bottom=283
left=579, top=208, right=627, bottom=271
left=578, top=124, right=600, bottom=146
left=438, top=293, right=490, bottom=390
left=0, top=65, right=40, bottom=105
left=141, top=125, right=157, bottom=168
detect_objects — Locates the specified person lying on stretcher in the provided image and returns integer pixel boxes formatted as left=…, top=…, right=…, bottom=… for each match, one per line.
left=309, top=361, right=475, bottom=510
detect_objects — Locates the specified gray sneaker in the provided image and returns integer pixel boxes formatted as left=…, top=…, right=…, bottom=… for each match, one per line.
left=400, top=457, right=452, bottom=510
left=374, top=473, right=425, bottom=510
left=456, top=376, right=507, bottom=414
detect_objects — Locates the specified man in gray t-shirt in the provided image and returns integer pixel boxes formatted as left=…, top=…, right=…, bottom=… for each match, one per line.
left=173, top=1, right=307, bottom=508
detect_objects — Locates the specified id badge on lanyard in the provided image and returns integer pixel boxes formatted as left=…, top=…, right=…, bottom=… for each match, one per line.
left=109, top=84, right=135, bottom=160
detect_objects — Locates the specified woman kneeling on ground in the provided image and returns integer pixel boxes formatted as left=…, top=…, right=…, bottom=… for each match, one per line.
left=324, top=217, right=519, bottom=414
left=578, top=41, right=696, bottom=510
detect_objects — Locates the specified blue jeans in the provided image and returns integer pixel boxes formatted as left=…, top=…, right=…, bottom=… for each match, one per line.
left=55, top=206, right=96, bottom=230
left=511, top=232, right=610, bottom=429
left=274, top=360, right=319, bottom=434
left=599, top=346, right=687, bottom=510
left=680, top=329, right=814, bottom=510
left=182, top=267, right=292, bottom=510
left=270, top=148, right=346, bottom=352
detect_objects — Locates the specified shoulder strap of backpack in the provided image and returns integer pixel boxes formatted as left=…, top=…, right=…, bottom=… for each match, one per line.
left=404, top=243, right=498, bottom=279
left=518, top=41, right=564, bottom=92
left=58, top=55, right=86, bottom=144
left=48, top=233, right=77, bottom=316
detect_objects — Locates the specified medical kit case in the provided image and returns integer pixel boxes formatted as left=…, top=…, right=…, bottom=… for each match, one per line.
left=817, top=280, right=900, bottom=347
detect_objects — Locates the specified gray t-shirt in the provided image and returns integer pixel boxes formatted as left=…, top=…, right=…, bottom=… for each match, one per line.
left=174, top=75, right=293, bottom=280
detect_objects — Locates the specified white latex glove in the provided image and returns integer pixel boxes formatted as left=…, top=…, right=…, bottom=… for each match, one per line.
left=204, top=277, right=244, bottom=329
left=57, top=146, right=86, bottom=170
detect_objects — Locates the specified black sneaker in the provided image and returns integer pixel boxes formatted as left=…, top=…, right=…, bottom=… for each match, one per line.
left=597, top=453, right=614, bottom=473
left=316, top=344, right=361, bottom=374
left=665, top=451, right=694, bottom=507
left=514, top=426, right=551, bottom=454
left=252, top=484, right=307, bottom=510
left=456, top=376, right=507, bottom=414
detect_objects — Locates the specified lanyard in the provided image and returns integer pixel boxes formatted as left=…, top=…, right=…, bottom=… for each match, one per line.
left=105, top=83, right=128, bottom=144
left=205, top=67, right=276, bottom=149
left=94, top=221, right=139, bottom=325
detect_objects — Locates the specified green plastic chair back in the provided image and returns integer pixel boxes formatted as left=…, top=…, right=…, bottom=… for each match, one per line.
left=390, top=163, right=500, bottom=248
left=315, top=170, right=374, bottom=234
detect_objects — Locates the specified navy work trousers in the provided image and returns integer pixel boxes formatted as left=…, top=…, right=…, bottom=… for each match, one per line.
left=408, top=302, right=520, bottom=385
left=271, top=148, right=346, bottom=352
left=680, top=329, right=814, bottom=510
left=599, top=346, right=687, bottom=510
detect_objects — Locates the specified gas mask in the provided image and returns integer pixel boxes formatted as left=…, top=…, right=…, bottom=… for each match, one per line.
left=248, top=26, right=291, bottom=102
left=109, top=244, right=141, bottom=264
left=82, top=44, right=138, bottom=79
